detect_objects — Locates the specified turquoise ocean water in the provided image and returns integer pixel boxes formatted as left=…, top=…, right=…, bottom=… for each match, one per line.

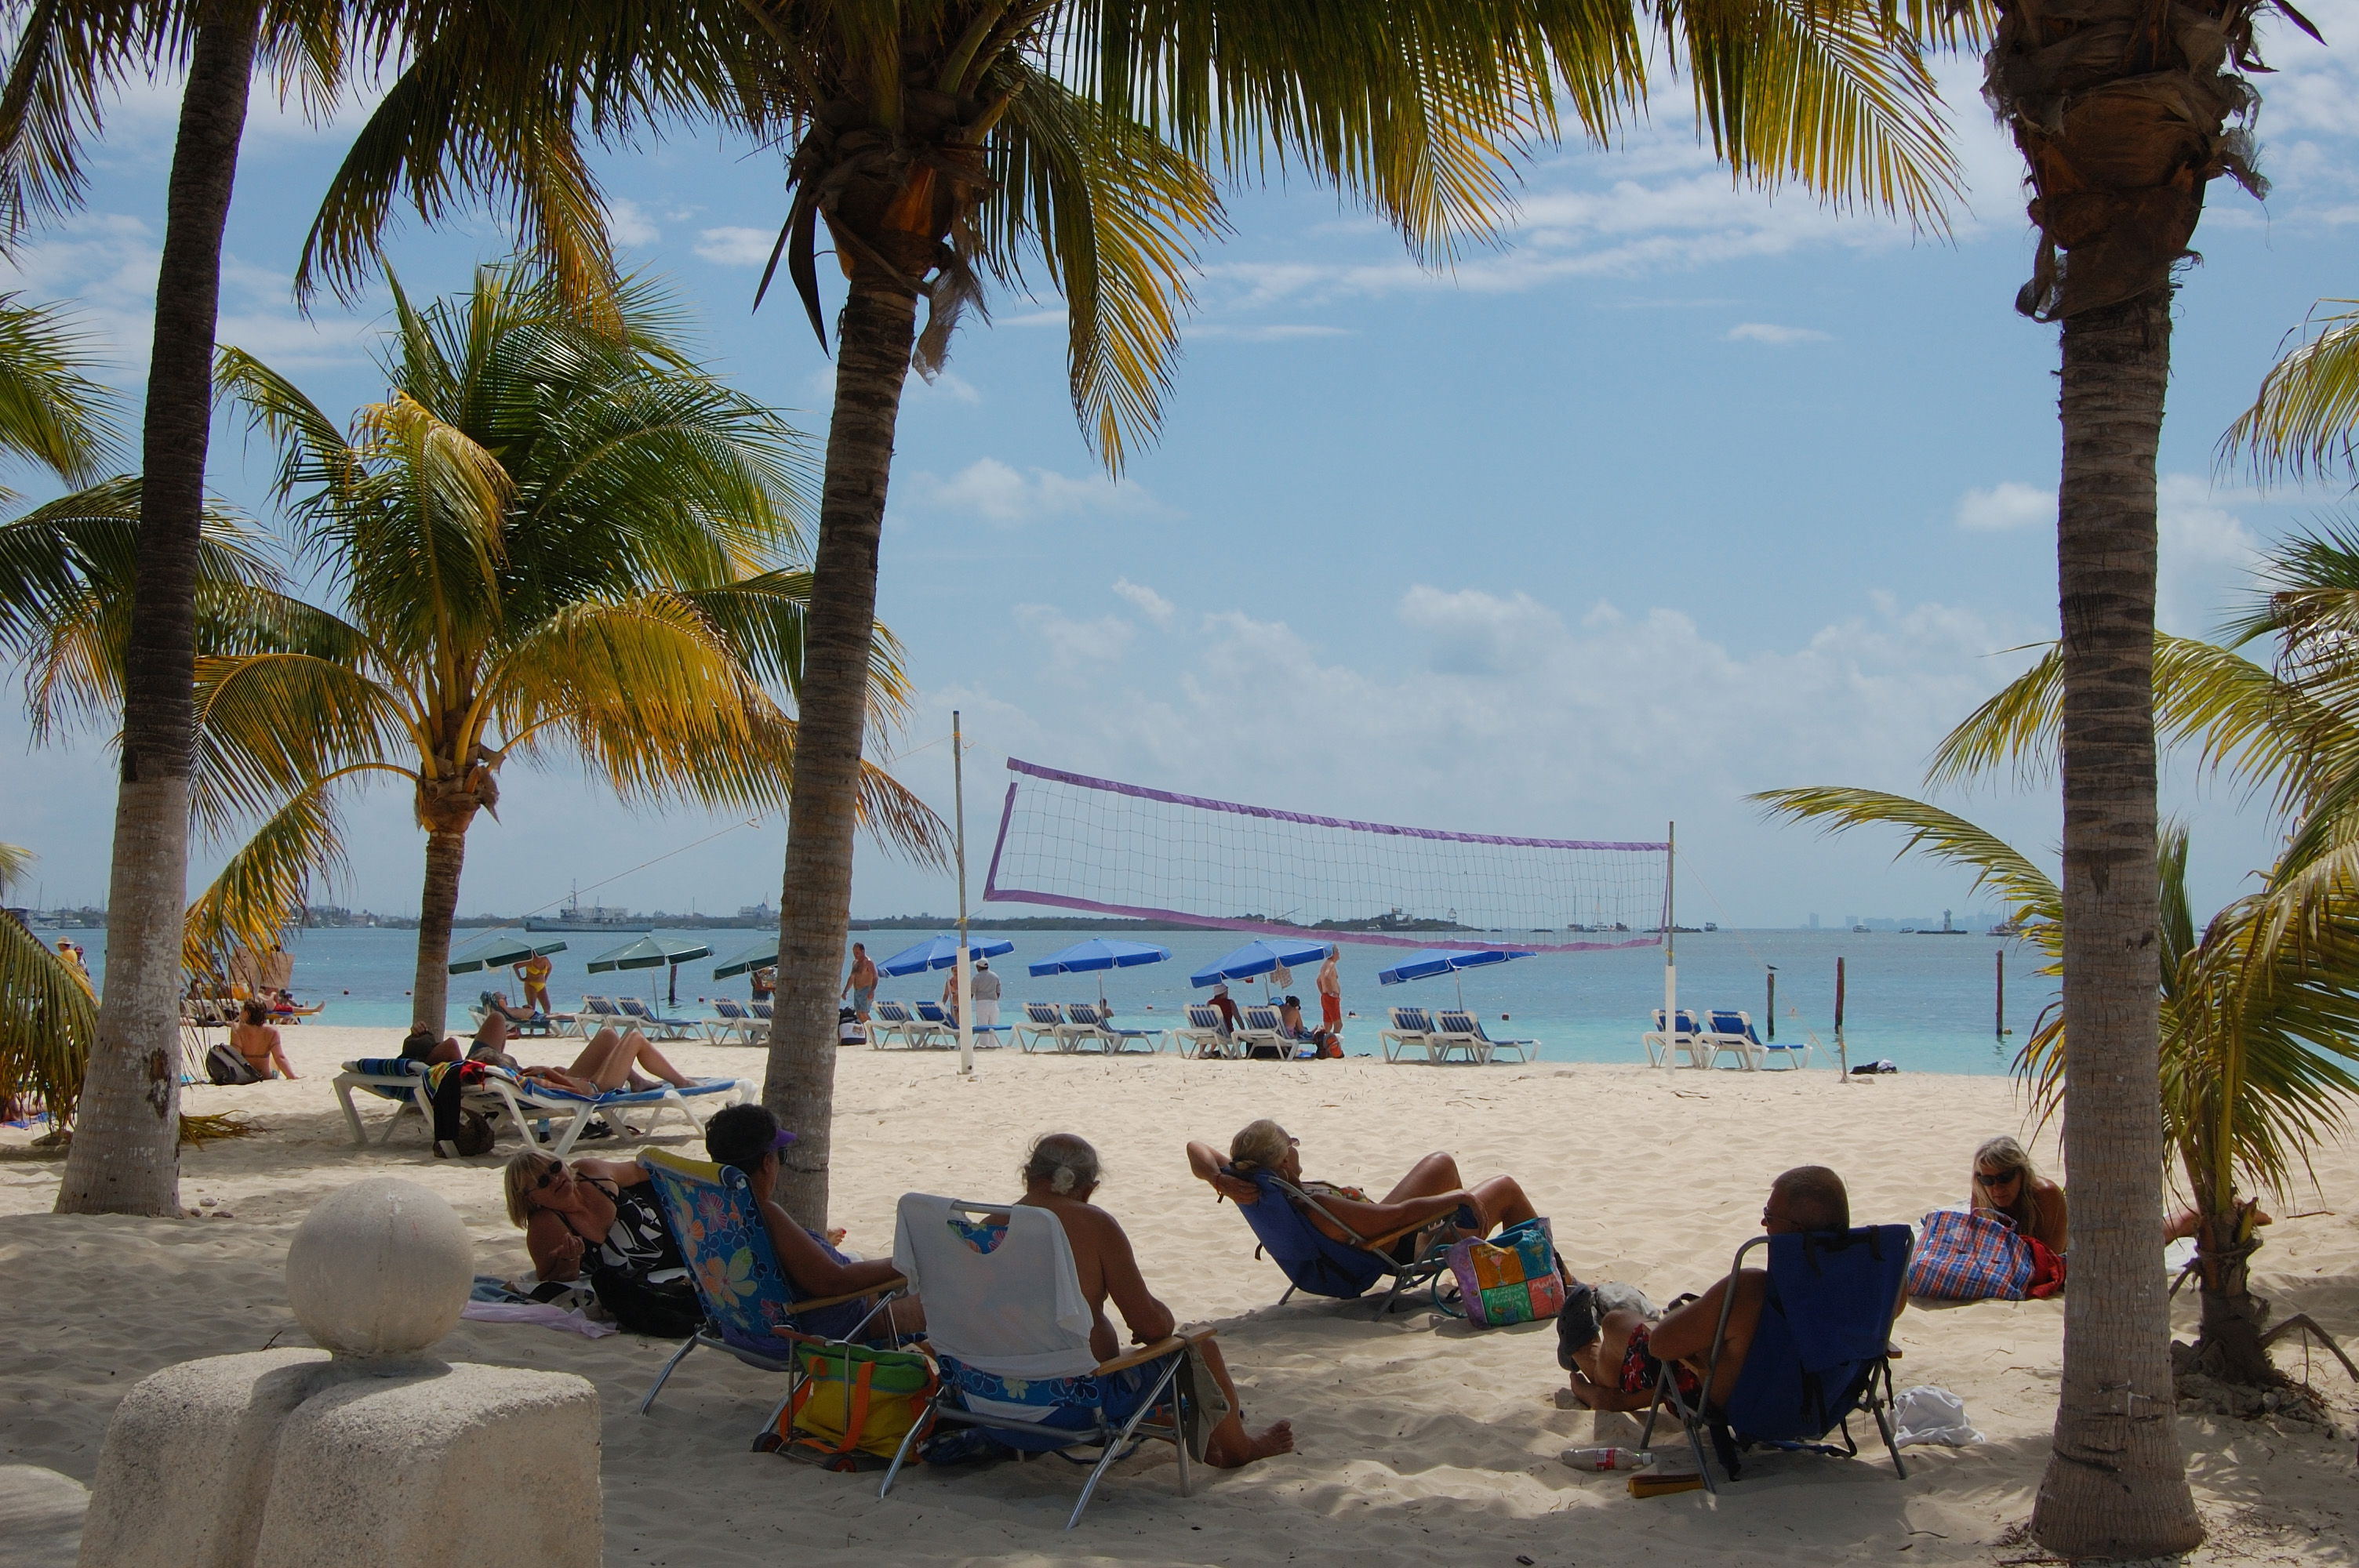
left=56, top=924, right=2049, bottom=1075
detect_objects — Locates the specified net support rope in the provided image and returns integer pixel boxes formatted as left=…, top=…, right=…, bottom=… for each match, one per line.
left=982, top=758, right=1667, bottom=953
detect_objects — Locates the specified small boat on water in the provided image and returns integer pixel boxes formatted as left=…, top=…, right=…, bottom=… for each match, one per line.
left=525, top=888, right=653, bottom=934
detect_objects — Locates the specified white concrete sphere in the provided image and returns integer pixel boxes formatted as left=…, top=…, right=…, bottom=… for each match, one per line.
left=285, top=1179, right=472, bottom=1359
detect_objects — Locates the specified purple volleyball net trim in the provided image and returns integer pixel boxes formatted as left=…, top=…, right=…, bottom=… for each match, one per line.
left=983, top=758, right=1667, bottom=954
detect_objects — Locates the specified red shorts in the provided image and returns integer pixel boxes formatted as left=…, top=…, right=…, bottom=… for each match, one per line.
left=1321, top=993, right=1342, bottom=1028
left=1619, top=1323, right=1702, bottom=1399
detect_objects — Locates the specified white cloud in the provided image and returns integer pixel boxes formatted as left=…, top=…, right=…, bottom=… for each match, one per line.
left=694, top=227, right=780, bottom=267
left=905, top=457, right=1160, bottom=525
left=1012, top=602, right=1136, bottom=675
left=1111, top=578, right=1176, bottom=626
left=1725, top=322, right=1830, bottom=346
left=1955, top=481, right=2056, bottom=532
left=2157, top=475, right=2263, bottom=637
left=607, top=198, right=661, bottom=248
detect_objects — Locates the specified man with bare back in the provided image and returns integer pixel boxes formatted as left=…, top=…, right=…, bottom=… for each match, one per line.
left=1017, top=1133, right=1293, bottom=1468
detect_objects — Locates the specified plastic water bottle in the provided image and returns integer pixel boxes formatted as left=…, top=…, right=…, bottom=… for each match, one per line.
left=1561, top=1446, right=1650, bottom=1472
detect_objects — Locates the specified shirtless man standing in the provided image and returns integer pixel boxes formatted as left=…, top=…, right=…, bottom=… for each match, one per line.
left=1316, top=947, right=1343, bottom=1041
left=1561, top=1165, right=1870, bottom=1412
left=841, top=943, right=878, bottom=1022
left=1017, top=1134, right=1293, bottom=1468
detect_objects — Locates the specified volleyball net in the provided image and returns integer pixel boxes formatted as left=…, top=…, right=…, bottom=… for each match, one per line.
left=981, top=758, right=1667, bottom=952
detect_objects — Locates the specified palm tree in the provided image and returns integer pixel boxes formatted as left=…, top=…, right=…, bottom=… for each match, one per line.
left=146, top=264, right=939, bottom=1025
left=299, top=0, right=1964, bottom=1225
left=1755, top=789, right=2359, bottom=1391
left=1976, top=0, right=2316, bottom=1541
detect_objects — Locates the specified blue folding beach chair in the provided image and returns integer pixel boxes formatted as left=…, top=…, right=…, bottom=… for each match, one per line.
left=635, top=1149, right=907, bottom=1440
left=1226, top=1167, right=1452, bottom=1316
left=1640, top=1224, right=1913, bottom=1492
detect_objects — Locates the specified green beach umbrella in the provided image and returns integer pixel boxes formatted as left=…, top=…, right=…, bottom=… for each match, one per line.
left=588, top=935, right=714, bottom=1007
left=448, top=933, right=567, bottom=975
left=713, top=941, right=776, bottom=981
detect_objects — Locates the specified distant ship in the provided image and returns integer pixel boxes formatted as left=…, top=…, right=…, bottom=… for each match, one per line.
left=525, top=889, right=652, bottom=934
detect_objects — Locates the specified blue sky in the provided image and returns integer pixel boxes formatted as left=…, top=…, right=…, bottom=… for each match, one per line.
left=3, top=21, right=2354, bottom=927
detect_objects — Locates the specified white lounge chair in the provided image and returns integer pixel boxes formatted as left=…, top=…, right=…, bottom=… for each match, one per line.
left=616, top=996, right=700, bottom=1041
left=1015, top=1002, right=1065, bottom=1052
left=1060, top=1002, right=1158, bottom=1054
left=703, top=998, right=765, bottom=1045
left=1435, top=1009, right=1535, bottom=1064
left=1644, top=1008, right=1710, bottom=1069
left=1170, top=1005, right=1232, bottom=1059
left=1696, top=1009, right=1766, bottom=1069
left=870, top=999, right=923, bottom=1048
left=1233, top=1005, right=1289, bottom=1059
left=1379, top=1006, right=1437, bottom=1062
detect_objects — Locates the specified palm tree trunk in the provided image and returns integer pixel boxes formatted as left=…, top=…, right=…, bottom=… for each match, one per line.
left=2031, top=290, right=2203, bottom=1556
left=412, top=826, right=470, bottom=1033
left=764, top=274, right=918, bottom=1229
left=54, top=0, right=263, bottom=1216
left=2189, top=1198, right=2274, bottom=1384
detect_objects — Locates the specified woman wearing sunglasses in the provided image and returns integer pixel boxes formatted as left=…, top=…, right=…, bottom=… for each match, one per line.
left=1968, top=1135, right=2068, bottom=1254
left=502, top=1151, right=698, bottom=1336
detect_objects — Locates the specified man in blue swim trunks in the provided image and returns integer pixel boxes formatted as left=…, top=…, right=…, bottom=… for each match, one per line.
left=842, top=943, right=878, bottom=1022
left=1020, top=1133, right=1295, bottom=1468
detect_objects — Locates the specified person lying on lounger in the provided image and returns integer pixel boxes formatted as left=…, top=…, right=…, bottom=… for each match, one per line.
left=1018, top=1133, right=1292, bottom=1467
left=1560, top=1165, right=1886, bottom=1412
left=703, top=1103, right=921, bottom=1340
left=1187, top=1120, right=1545, bottom=1260
left=418, top=1016, right=694, bottom=1097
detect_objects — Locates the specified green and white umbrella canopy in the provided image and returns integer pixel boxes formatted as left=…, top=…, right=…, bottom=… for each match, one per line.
left=587, top=935, right=714, bottom=973
left=448, top=934, right=567, bottom=975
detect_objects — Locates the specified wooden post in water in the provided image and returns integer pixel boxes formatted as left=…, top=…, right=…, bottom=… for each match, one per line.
left=1765, top=966, right=1776, bottom=1040
left=1995, top=948, right=2006, bottom=1044
left=1834, top=955, right=1848, bottom=1079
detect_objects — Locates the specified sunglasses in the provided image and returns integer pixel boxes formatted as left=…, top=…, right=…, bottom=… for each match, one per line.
left=1976, top=1167, right=2023, bottom=1187
left=533, top=1162, right=569, bottom=1192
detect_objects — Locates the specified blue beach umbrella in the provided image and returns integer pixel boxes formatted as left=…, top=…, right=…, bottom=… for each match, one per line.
left=1375, top=946, right=1534, bottom=1008
left=876, top=931, right=1016, bottom=977
left=1189, top=938, right=1332, bottom=991
left=1030, top=937, right=1172, bottom=1011
left=448, top=933, right=566, bottom=975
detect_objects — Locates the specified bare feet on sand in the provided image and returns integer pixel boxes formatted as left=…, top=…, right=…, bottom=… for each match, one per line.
left=1206, top=1419, right=1296, bottom=1468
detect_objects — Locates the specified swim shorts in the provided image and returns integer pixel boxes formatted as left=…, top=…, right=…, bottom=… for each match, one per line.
left=1618, top=1323, right=1703, bottom=1400
left=852, top=985, right=874, bottom=1012
left=1321, top=993, right=1343, bottom=1028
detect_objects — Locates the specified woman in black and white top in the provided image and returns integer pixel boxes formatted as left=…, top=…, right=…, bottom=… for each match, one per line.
left=503, top=1152, right=698, bottom=1336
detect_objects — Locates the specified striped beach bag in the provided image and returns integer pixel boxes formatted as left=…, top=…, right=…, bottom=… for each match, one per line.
left=1906, top=1209, right=2035, bottom=1301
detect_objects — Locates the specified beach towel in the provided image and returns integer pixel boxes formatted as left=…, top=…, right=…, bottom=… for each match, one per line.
left=1906, top=1210, right=2035, bottom=1301
left=892, top=1195, right=1097, bottom=1379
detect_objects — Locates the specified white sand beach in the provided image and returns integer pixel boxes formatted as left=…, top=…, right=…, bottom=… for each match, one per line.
left=3, top=1024, right=2354, bottom=1566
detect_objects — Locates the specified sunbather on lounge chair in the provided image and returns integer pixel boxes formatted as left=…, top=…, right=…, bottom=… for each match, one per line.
left=400, top=1025, right=462, bottom=1065
left=1187, top=1120, right=1543, bottom=1261
left=561, top=1025, right=697, bottom=1092
left=503, top=1149, right=700, bottom=1337
left=1560, top=1165, right=1885, bottom=1413
left=1012, top=1133, right=1292, bottom=1468
left=702, top=1104, right=921, bottom=1340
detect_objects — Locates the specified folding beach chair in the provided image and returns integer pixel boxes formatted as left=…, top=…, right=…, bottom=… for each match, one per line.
left=1170, top=1006, right=1233, bottom=1059
left=880, top=1194, right=1210, bottom=1529
left=1378, top=1007, right=1436, bottom=1062
left=1015, top=1003, right=1066, bottom=1052
left=636, top=1149, right=908, bottom=1439
left=1435, top=1009, right=1536, bottom=1064
left=1224, top=1167, right=1452, bottom=1317
left=1639, top=1225, right=1914, bottom=1493
left=1643, top=1008, right=1710, bottom=1069
left=1699, top=1010, right=1767, bottom=1070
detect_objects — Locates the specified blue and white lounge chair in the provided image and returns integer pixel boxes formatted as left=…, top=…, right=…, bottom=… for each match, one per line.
left=1700, top=1009, right=1768, bottom=1070
left=1224, top=1167, right=1453, bottom=1316
left=636, top=1149, right=909, bottom=1436
left=616, top=996, right=700, bottom=1040
left=1015, top=1002, right=1066, bottom=1052
left=1379, top=1007, right=1436, bottom=1062
left=1639, top=1224, right=1914, bottom=1492
left=1434, top=1009, right=1536, bottom=1064
left=331, top=1057, right=443, bottom=1145
left=703, top=999, right=764, bottom=1045
left=911, top=1000, right=1009, bottom=1047
left=1644, top=1008, right=1710, bottom=1069
left=881, top=1193, right=1209, bottom=1529
left=577, top=995, right=626, bottom=1027
left=1062, top=1003, right=1159, bottom=1054
left=869, top=999, right=921, bottom=1048
left=1233, top=1006, right=1289, bottom=1059
left=479, top=1071, right=753, bottom=1157
left=1170, top=1006, right=1232, bottom=1059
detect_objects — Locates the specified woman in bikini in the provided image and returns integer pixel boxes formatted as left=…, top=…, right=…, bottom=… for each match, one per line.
left=228, top=999, right=298, bottom=1080
left=1968, top=1135, right=2068, bottom=1253
left=503, top=1151, right=700, bottom=1337
left=1184, top=1119, right=1546, bottom=1259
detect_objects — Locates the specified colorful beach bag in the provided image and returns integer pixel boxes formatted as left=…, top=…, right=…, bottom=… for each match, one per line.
left=1906, top=1209, right=2036, bottom=1301
left=1442, top=1217, right=1568, bottom=1327
left=773, top=1342, right=936, bottom=1469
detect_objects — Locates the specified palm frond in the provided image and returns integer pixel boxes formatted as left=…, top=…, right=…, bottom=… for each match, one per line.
left=2222, top=298, right=2359, bottom=484
left=190, top=644, right=411, bottom=843
left=0, top=837, right=31, bottom=894
left=0, top=904, right=93, bottom=1124
left=182, top=782, right=353, bottom=980
left=0, top=291, right=120, bottom=487
left=1750, top=786, right=2061, bottom=944
left=0, top=0, right=151, bottom=244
